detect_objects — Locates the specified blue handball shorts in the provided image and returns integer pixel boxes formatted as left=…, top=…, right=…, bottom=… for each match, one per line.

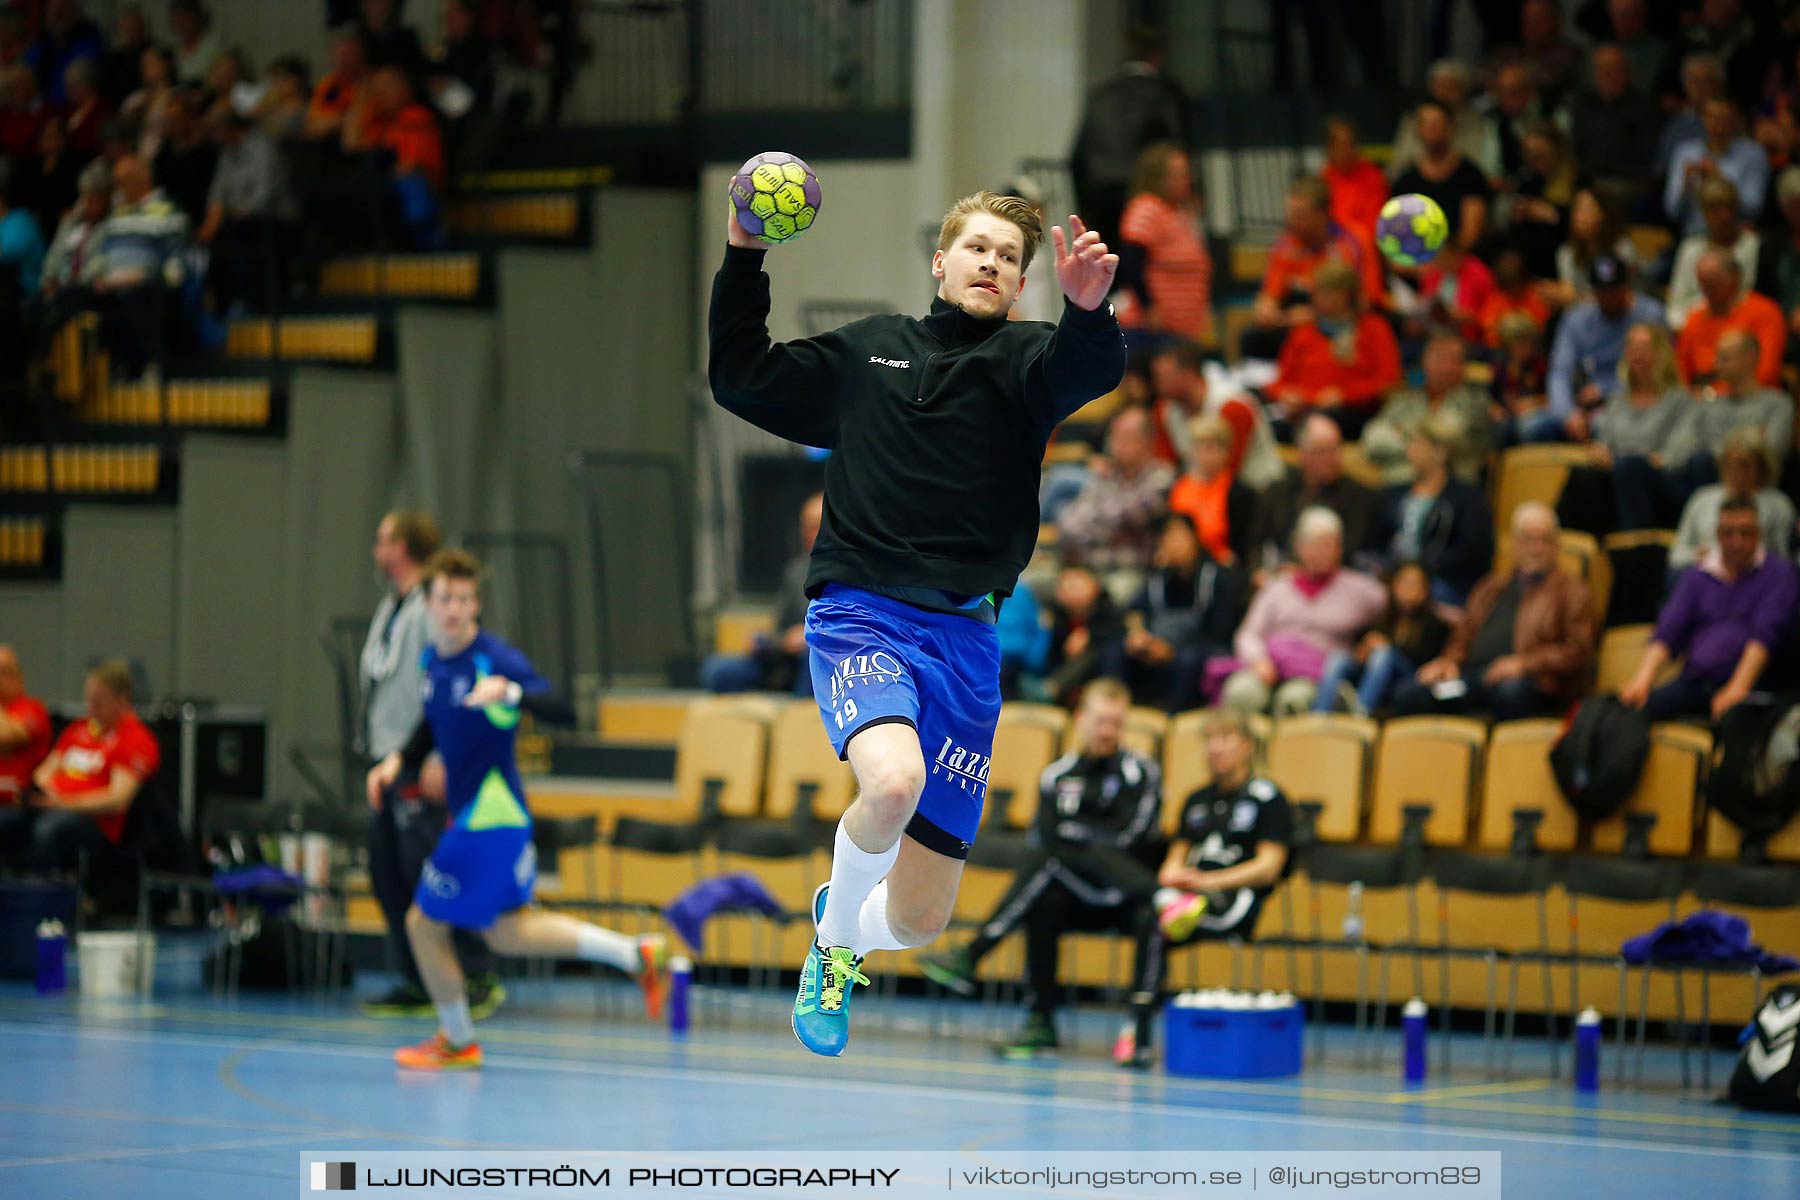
left=806, top=584, right=1003, bottom=859
left=415, top=823, right=537, bottom=930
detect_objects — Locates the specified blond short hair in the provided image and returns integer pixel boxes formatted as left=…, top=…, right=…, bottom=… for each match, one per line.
left=1200, top=709, right=1255, bottom=745
left=937, top=191, right=1043, bottom=273
left=1079, top=677, right=1132, bottom=710
left=422, top=547, right=483, bottom=594
left=1187, top=413, right=1234, bottom=448
left=89, top=659, right=134, bottom=700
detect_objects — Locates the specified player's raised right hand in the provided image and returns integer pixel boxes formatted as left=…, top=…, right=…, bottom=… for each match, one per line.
left=727, top=208, right=763, bottom=250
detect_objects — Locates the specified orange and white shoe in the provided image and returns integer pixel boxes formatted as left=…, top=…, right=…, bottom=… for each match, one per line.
left=394, top=1033, right=482, bottom=1071
left=636, top=934, right=670, bottom=1020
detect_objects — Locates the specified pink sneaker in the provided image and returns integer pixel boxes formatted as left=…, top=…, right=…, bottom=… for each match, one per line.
left=1158, top=892, right=1207, bottom=941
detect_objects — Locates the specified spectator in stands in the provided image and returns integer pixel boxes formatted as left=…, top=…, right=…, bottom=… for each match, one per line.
left=344, top=65, right=444, bottom=249
left=83, top=153, right=188, bottom=377
left=15, top=116, right=79, bottom=245
left=1479, top=245, right=1551, bottom=350
left=1116, top=142, right=1212, bottom=345
left=1577, top=322, right=1695, bottom=529
left=1372, top=413, right=1495, bottom=604
left=997, top=578, right=1050, bottom=702
left=1068, top=24, right=1187, bottom=252
left=1251, top=413, right=1378, bottom=576
left=1362, top=333, right=1493, bottom=485
left=0, top=660, right=159, bottom=874
left=99, top=5, right=148, bottom=107
left=1108, top=513, right=1240, bottom=712
left=1600, top=0, right=1668, bottom=104
left=1215, top=506, right=1386, bottom=714
left=1667, top=179, right=1761, bottom=332
left=1267, top=261, right=1401, bottom=440
left=1040, top=563, right=1125, bottom=705
left=152, top=86, right=216, bottom=227
left=1501, top=121, right=1579, bottom=280
left=1508, top=0, right=1584, bottom=108
left=1313, top=561, right=1451, bottom=714
left=1414, top=237, right=1496, bottom=346
left=198, top=107, right=291, bottom=314
left=426, top=0, right=494, bottom=118
left=1549, top=188, right=1635, bottom=309
left=1674, top=329, right=1794, bottom=473
left=1565, top=43, right=1661, bottom=204
left=1758, top=168, right=1800, bottom=339
left=1140, top=346, right=1295, bottom=491
left=1057, top=407, right=1175, bottom=590
left=1547, top=253, right=1664, bottom=435
left=0, top=647, right=51, bottom=808
left=1391, top=501, right=1593, bottom=719
left=28, top=0, right=103, bottom=105
left=305, top=27, right=371, bottom=143
left=1390, top=100, right=1494, bottom=251
left=1321, top=114, right=1387, bottom=248
left=0, top=162, right=46, bottom=298
left=1125, top=708, right=1292, bottom=1066
left=1677, top=0, right=1773, bottom=114
left=1167, top=415, right=1253, bottom=569
left=1665, top=97, right=1769, bottom=237
left=1489, top=312, right=1555, bottom=445
left=124, top=46, right=177, bottom=159
left=700, top=493, right=819, bottom=697
left=0, top=12, right=22, bottom=78
left=359, top=510, right=503, bottom=1021
left=169, top=0, right=221, bottom=86
left=0, top=63, right=48, bottom=161
left=1671, top=427, right=1796, bottom=571
left=204, top=49, right=263, bottom=122
left=1389, top=61, right=1501, bottom=180
left=62, top=57, right=109, bottom=158
left=1676, top=249, right=1786, bottom=385
left=359, top=0, right=424, bottom=71
left=1619, top=496, right=1799, bottom=721
left=256, top=56, right=311, bottom=143
left=1248, top=176, right=1381, bottom=359
left=1480, top=59, right=1547, bottom=178
left=39, top=158, right=110, bottom=297
left=916, top=678, right=1167, bottom=1064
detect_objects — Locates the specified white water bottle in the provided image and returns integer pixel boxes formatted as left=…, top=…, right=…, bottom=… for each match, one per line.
left=1342, top=881, right=1365, bottom=941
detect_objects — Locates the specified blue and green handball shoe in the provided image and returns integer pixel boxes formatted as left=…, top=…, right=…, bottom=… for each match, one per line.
left=791, top=883, right=869, bottom=1057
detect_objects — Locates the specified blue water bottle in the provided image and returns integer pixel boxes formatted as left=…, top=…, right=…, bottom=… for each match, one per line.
left=1575, top=1006, right=1601, bottom=1092
left=668, top=956, right=692, bottom=1036
left=1402, top=997, right=1428, bottom=1083
left=35, top=919, right=67, bottom=994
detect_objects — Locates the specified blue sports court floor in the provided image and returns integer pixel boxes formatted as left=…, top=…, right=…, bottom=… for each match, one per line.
left=3, top=957, right=1799, bottom=1199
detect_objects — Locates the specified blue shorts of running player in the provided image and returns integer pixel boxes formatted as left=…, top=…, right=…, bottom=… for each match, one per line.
left=806, top=584, right=1003, bottom=860
left=415, top=823, right=537, bottom=930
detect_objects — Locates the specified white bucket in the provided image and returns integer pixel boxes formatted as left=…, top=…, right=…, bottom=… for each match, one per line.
left=78, top=931, right=155, bottom=997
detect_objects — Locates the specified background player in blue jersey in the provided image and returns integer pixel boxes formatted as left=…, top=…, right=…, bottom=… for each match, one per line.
left=365, top=549, right=668, bottom=1070
left=709, top=192, right=1124, bottom=1056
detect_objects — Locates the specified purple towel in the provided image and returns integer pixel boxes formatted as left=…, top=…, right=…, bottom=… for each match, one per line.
left=663, top=873, right=786, bottom=953
left=1621, top=910, right=1800, bottom=973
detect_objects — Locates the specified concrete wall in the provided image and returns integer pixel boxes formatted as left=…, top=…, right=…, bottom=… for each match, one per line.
left=0, top=585, right=66, bottom=704
left=60, top=507, right=179, bottom=699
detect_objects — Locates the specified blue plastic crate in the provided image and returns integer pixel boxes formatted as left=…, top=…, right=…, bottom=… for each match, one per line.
left=1164, top=1000, right=1304, bottom=1078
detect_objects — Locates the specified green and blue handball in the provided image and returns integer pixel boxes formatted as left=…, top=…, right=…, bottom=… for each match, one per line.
left=728, top=151, right=823, bottom=244
left=1376, top=193, right=1449, bottom=268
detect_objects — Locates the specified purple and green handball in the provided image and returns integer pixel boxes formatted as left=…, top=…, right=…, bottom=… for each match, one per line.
left=728, top=151, right=822, bottom=244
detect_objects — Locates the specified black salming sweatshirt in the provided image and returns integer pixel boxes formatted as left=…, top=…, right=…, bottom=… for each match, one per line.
left=708, top=245, right=1126, bottom=601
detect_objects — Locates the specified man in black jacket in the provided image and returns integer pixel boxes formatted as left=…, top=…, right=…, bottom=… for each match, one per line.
left=709, top=189, right=1124, bottom=1057
left=915, top=679, right=1165, bottom=1060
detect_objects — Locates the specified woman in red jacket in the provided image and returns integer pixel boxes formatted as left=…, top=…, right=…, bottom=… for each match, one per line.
left=1268, top=261, right=1401, bottom=439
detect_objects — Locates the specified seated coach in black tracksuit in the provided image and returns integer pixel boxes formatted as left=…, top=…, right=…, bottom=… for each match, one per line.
left=917, top=678, right=1166, bottom=1059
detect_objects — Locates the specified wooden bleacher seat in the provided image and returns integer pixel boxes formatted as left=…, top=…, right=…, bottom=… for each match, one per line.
left=1595, top=624, right=1655, bottom=694
left=1266, top=713, right=1376, bottom=843
left=762, top=700, right=855, bottom=828
left=1479, top=719, right=1578, bottom=852
left=1369, top=716, right=1487, bottom=847
left=991, top=703, right=1068, bottom=829
left=1589, top=723, right=1707, bottom=857
left=1492, top=444, right=1589, bottom=531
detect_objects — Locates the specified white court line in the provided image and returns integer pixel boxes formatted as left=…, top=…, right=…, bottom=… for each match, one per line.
left=3, top=1019, right=1796, bottom=1168
left=0, top=1099, right=334, bottom=1136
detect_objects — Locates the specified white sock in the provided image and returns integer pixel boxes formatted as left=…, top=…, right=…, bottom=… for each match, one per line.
left=439, top=998, right=475, bottom=1046
left=573, top=924, right=640, bottom=973
left=817, top=819, right=900, bottom=949
left=855, top=880, right=907, bottom=954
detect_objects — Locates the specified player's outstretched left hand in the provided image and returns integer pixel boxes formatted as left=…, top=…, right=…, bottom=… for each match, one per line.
left=1051, top=215, right=1119, bottom=312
